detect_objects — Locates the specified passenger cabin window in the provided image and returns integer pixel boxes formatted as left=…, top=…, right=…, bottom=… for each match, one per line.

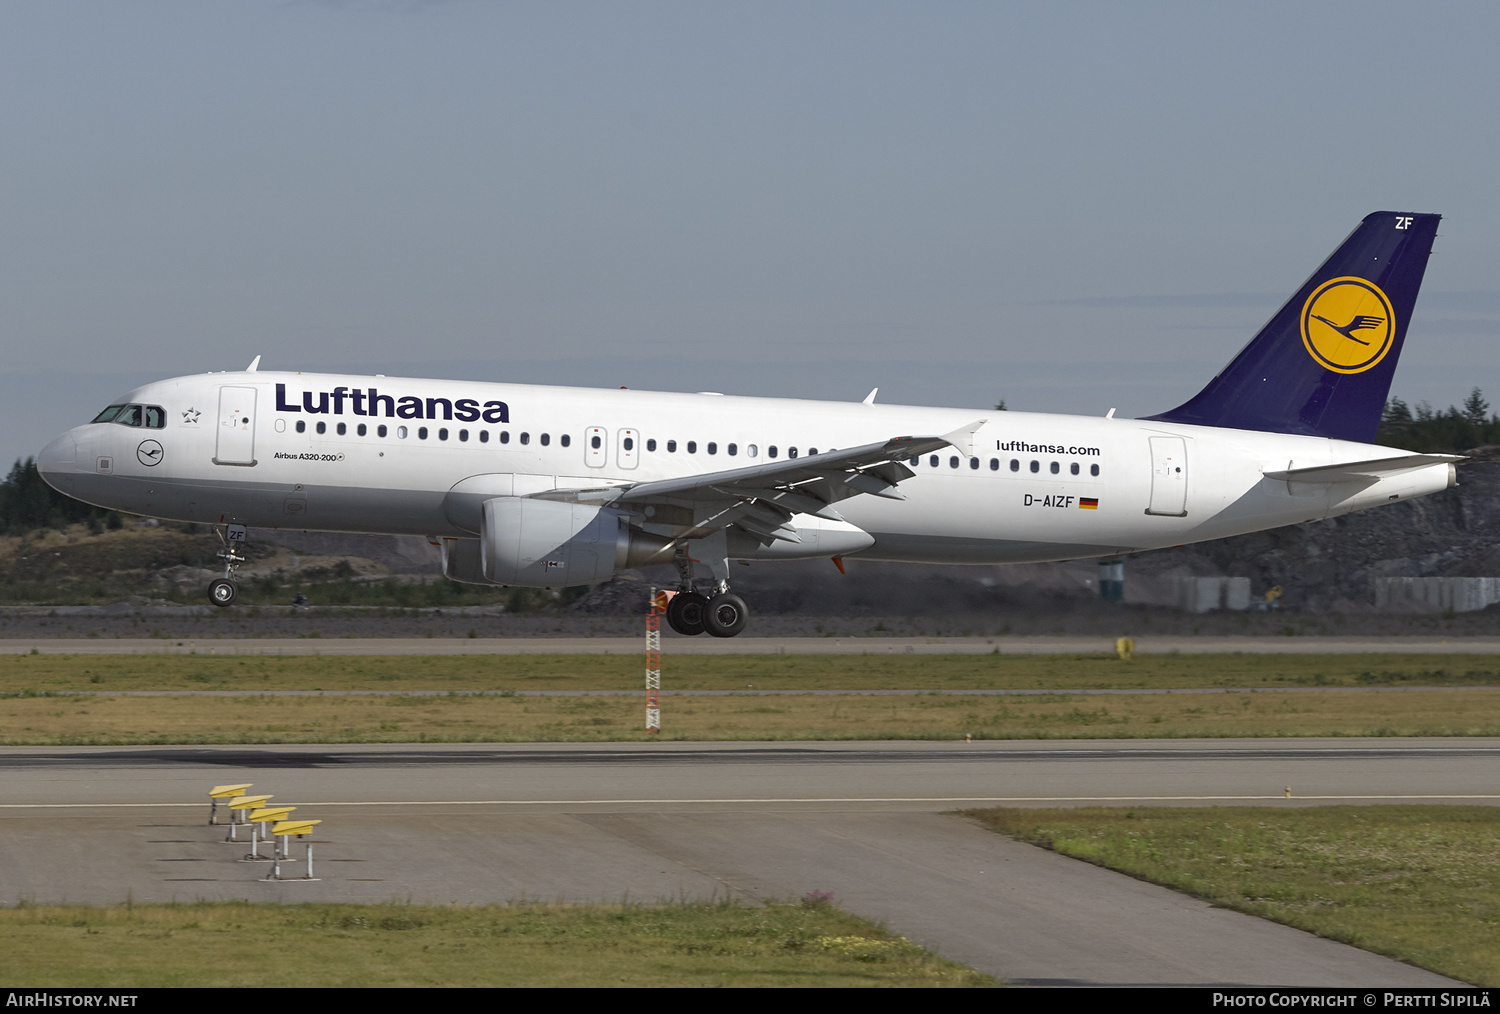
left=646, top=438, right=657, bottom=452
left=687, top=441, right=697, bottom=453
left=378, top=424, right=388, bottom=438
left=316, top=421, right=327, bottom=435
left=500, top=431, right=510, bottom=444
left=337, top=422, right=346, bottom=435
left=296, top=420, right=306, bottom=434
left=479, top=430, right=488, bottom=443
left=1091, top=464, right=1101, bottom=477
left=520, top=432, right=530, bottom=445
left=667, top=440, right=677, bottom=452
left=1050, top=461, right=1059, bottom=474
left=707, top=442, right=717, bottom=455
left=1010, top=459, right=1019, bottom=471
left=540, top=433, right=549, bottom=446
left=768, top=446, right=778, bottom=458
left=560, top=434, right=571, bottom=447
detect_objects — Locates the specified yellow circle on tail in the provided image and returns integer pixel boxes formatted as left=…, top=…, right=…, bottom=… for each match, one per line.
left=1300, top=276, right=1395, bottom=374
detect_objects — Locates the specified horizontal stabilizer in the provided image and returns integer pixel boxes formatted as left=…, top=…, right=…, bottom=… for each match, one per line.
left=1263, top=453, right=1463, bottom=483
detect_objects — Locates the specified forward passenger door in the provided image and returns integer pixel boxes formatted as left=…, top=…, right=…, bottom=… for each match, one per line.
left=214, top=386, right=257, bottom=466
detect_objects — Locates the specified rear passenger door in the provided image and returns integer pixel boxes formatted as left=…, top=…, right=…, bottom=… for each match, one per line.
left=1145, top=436, right=1187, bottom=516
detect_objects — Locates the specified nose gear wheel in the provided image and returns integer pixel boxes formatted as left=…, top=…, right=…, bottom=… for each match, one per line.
left=208, top=578, right=239, bottom=608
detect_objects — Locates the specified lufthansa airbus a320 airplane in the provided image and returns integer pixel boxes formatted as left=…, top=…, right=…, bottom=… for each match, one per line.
left=37, top=212, right=1457, bottom=637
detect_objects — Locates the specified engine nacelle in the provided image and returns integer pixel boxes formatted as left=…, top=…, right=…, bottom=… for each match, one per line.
left=440, top=537, right=487, bottom=585
left=480, top=497, right=673, bottom=587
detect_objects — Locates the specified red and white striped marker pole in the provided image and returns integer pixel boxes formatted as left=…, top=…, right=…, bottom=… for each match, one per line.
left=646, top=589, right=668, bottom=733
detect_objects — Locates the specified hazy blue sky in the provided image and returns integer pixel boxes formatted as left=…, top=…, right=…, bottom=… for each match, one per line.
left=4, top=1, right=1499, bottom=467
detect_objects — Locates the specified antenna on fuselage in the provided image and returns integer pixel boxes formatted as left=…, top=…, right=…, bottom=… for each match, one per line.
left=246, top=355, right=261, bottom=373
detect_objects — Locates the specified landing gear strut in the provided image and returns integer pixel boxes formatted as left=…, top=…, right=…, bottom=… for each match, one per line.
left=663, top=540, right=748, bottom=638
left=208, top=523, right=247, bottom=608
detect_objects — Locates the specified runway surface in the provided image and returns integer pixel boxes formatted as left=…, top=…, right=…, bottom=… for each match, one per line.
left=1, top=738, right=1485, bottom=987
left=6, top=635, right=1500, bottom=655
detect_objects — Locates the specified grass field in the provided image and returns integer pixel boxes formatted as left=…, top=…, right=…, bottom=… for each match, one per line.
left=4, top=651, right=1500, bottom=692
left=2, top=653, right=1498, bottom=743
left=966, top=805, right=1500, bottom=986
left=3, top=686, right=1498, bottom=744
left=0, top=899, right=996, bottom=988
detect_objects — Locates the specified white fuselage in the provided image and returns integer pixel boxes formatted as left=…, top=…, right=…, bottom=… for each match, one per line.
left=37, top=370, right=1454, bottom=569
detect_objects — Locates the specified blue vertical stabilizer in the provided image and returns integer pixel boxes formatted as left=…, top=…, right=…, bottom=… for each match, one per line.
left=1145, top=212, right=1440, bottom=443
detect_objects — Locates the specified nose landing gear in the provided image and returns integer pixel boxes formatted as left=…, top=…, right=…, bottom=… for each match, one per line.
left=208, top=523, right=248, bottom=608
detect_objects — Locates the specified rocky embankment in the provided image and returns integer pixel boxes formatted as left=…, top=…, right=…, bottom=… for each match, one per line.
left=4, top=454, right=1499, bottom=638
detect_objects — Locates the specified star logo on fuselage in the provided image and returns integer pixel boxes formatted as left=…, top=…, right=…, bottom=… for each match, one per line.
left=182, top=408, right=201, bottom=424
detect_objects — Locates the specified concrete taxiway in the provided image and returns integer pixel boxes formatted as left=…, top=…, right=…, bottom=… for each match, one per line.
left=0, top=738, right=1485, bottom=986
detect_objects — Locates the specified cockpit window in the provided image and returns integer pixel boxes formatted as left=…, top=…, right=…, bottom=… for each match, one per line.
left=92, top=403, right=165, bottom=428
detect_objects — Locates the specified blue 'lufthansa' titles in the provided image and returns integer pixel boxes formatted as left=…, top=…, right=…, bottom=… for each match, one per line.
left=276, top=384, right=509, bottom=423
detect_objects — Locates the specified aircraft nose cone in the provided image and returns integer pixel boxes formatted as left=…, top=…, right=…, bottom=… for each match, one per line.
left=36, top=432, right=78, bottom=490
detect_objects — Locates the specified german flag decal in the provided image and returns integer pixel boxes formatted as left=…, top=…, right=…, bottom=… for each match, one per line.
left=1079, top=498, right=1099, bottom=510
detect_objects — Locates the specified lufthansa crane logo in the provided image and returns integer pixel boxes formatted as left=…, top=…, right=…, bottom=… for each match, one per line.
left=1300, top=276, right=1396, bottom=374
left=136, top=440, right=164, bottom=467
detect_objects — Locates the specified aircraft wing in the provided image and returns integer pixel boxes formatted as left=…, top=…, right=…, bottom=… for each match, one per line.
left=535, top=421, right=984, bottom=544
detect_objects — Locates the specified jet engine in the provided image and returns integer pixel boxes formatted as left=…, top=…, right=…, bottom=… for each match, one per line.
left=473, top=496, right=673, bottom=588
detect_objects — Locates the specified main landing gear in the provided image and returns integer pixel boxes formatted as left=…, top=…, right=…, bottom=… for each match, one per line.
left=664, top=543, right=747, bottom=638
left=208, top=523, right=248, bottom=608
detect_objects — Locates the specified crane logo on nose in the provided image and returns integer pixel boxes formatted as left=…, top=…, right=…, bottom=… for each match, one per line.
left=137, top=440, right=164, bottom=467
